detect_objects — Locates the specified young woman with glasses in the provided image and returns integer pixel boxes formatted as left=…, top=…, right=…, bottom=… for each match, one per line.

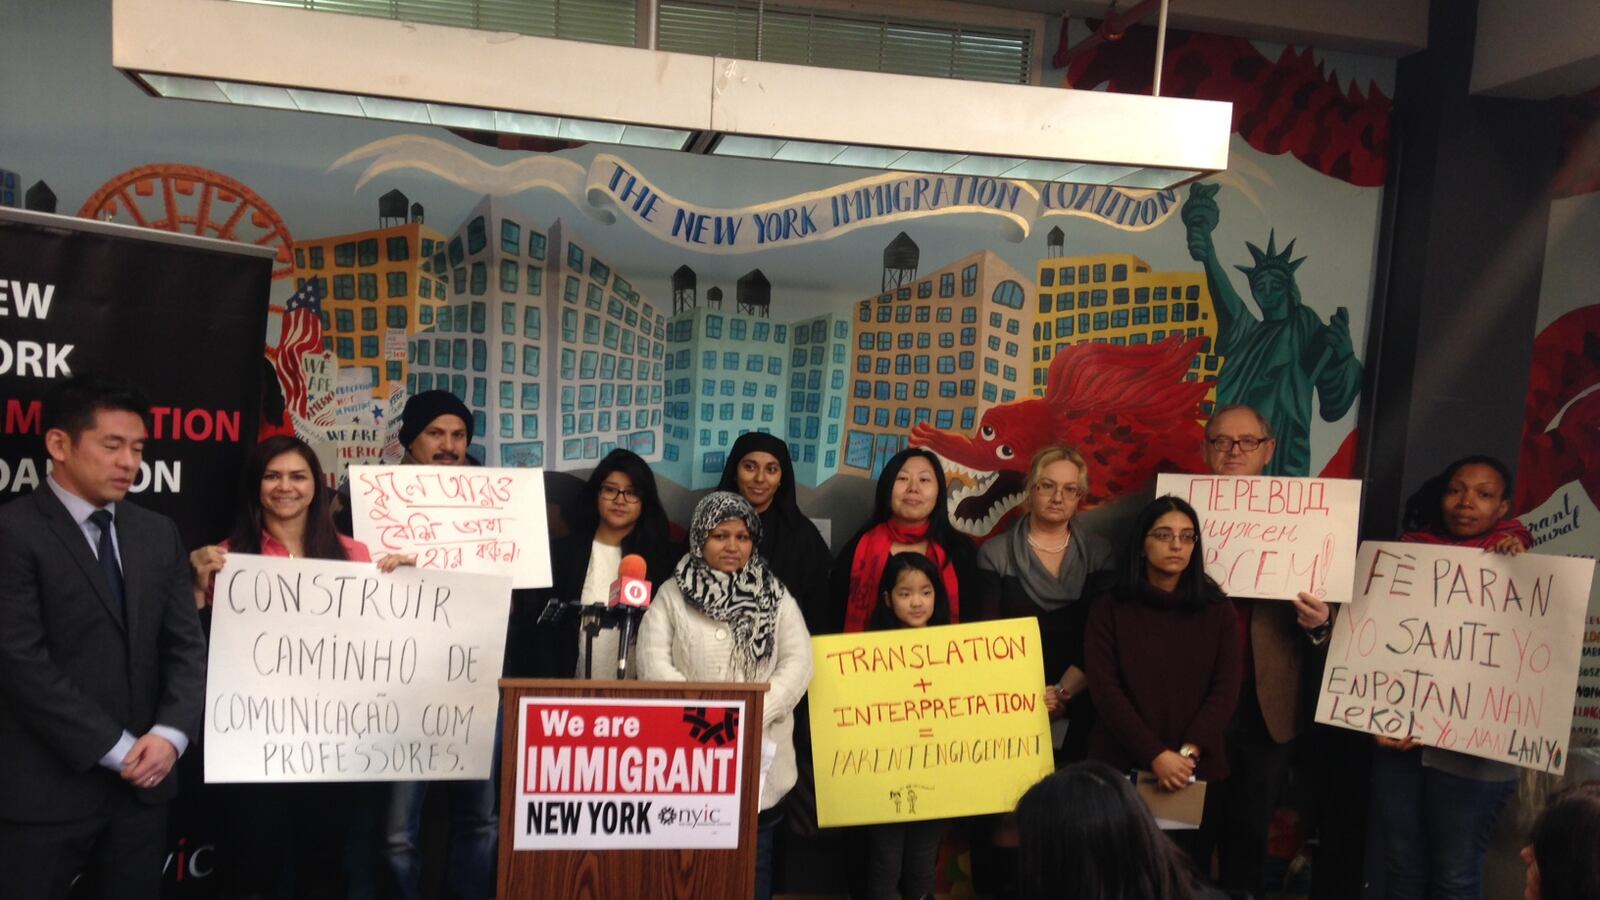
left=530, top=448, right=680, bottom=678
left=1084, top=495, right=1241, bottom=870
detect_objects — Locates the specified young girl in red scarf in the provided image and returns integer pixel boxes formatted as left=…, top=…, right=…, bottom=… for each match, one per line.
left=827, top=448, right=975, bottom=634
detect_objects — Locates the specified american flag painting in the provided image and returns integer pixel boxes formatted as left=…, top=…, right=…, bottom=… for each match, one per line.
left=274, top=279, right=324, bottom=418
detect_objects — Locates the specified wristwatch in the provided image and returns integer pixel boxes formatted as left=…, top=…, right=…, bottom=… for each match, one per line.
left=1178, top=744, right=1200, bottom=761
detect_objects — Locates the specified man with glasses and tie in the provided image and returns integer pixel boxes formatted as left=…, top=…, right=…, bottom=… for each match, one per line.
left=1197, top=404, right=1332, bottom=898
left=382, top=389, right=499, bottom=900
left=0, top=375, right=207, bottom=900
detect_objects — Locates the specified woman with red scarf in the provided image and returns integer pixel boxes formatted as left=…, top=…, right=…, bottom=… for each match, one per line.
left=1372, top=455, right=1532, bottom=900
left=827, top=448, right=976, bottom=634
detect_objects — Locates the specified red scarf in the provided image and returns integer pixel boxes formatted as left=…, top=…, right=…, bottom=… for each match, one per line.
left=1400, top=518, right=1532, bottom=550
left=844, top=520, right=960, bottom=632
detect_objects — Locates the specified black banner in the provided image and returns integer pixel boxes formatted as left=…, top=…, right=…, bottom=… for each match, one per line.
left=0, top=210, right=271, bottom=548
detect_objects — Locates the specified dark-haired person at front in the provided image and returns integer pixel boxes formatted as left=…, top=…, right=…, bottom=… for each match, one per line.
left=0, top=374, right=208, bottom=900
left=1521, top=781, right=1600, bottom=900
left=1370, top=455, right=1531, bottom=900
left=189, top=435, right=412, bottom=899
left=1016, top=761, right=1227, bottom=900
left=1084, top=495, right=1241, bottom=867
left=526, top=448, right=679, bottom=679
left=827, top=447, right=976, bottom=635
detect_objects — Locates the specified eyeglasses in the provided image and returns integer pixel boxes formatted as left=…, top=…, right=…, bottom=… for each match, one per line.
left=1206, top=436, right=1268, bottom=453
left=1033, top=482, right=1083, bottom=500
left=599, top=484, right=641, bottom=504
left=1146, top=529, right=1198, bottom=545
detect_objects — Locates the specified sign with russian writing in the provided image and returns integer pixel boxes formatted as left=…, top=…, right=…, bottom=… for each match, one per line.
left=204, top=553, right=512, bottom=782
left=1315, top=541, right=1595, bottom=774
left=349, top=464, right=553, bottom=589
left=512, top=697, right=746, bottom=850
left=808, top=619, right=1052, bottom=827
left=1156, top=474, right=1361, bottom=601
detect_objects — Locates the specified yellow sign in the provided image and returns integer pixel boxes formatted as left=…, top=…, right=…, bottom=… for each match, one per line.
left=809, top=619, right=1053, bottom=827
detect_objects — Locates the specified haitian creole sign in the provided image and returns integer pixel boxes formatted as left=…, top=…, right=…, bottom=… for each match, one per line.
left=1156, top=474, right=1361, bottom=601
left=1315, top=542, right=1595, bottom=774
left=512, top=697, right=746, bottom=850
left=349, top=464, right=553, bottom=589
left=205, top=554, right=512, bottom=782
left=808, top=619, right=1052, bottom=827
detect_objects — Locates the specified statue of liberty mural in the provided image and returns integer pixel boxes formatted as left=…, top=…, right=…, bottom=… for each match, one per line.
left=1182, top=182, right=1363, bottom=476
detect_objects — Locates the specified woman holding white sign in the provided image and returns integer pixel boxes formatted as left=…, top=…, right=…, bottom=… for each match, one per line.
left=1370, top=455, right=1532, bottom=900
left=1084, top=495, right=1241, bottom=865
left=637, top=491, right=814, bottom=900
left=189, top=435, right=411, bottom=900
left=975, top=444, right=1115, bottom=763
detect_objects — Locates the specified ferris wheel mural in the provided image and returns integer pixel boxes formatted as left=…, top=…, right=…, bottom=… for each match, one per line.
left=77, top=163, right=295, bottom=279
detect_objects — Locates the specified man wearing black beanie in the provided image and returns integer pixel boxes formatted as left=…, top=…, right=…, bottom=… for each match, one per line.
left=398, top=389, right=473, bottom=466
left=382, top=389, right=497, bottom=900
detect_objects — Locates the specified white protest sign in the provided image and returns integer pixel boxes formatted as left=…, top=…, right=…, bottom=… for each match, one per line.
left=1156, top=474, right=1361, bottom=601
left=349, top=464, right=553, bottom=589
left=204, top=553, right=512, bottom=783
left=1316, top=541, right=1595, bottom=774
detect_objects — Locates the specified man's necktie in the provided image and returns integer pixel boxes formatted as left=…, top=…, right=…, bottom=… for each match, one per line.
left=88, top=508, right=126, bottom=621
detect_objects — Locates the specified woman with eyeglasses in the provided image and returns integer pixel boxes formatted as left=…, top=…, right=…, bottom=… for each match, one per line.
left=531, top=448, right=680, bottom=679
left=975, top=445, right=1115, bottom=762
left=1085, top=495, right=1240, bottom=847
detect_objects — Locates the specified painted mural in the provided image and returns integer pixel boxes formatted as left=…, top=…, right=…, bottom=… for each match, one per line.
left=1519, top=86, right=1600, bottom=743
left=1, top=4, right=1391, bottom=554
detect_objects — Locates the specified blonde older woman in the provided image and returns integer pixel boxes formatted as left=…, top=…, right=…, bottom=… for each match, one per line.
left=974, top=444, right=1115, bottom=762
left=637, top=491, right=813, bottom=900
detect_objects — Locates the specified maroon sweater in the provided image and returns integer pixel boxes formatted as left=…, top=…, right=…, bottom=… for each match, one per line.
left=1085, top=583, right=1243, bottom=781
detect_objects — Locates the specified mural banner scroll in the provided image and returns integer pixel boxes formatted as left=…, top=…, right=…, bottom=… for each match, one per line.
left=1315, top=541, right=1595, bottom=774
left=808, top=619, right=1053, bottom=827
left=1157, top=473, right=1361, bottom=601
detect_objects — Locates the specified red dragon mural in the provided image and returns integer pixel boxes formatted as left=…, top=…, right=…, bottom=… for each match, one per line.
left=1515, top=303, right=1600, bottom=514
left=1064, top=26, right=1392, bottom=188
left=910, top=335, right=1210, bottom=538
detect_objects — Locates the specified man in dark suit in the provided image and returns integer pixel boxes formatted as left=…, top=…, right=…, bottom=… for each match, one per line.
left=0, top=374, right=208, bottom=900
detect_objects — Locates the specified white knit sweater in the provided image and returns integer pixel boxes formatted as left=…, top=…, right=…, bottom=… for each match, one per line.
left=636, top=576, right=814, bottom=811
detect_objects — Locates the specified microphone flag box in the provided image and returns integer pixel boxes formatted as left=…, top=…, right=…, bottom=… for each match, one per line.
left=513, top=696, right=747, bottom=850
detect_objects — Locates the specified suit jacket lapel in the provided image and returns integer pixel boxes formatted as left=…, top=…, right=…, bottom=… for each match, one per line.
left=35, top=487, right=127, bottom=634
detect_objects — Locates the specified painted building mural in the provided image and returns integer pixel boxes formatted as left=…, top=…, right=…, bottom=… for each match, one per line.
left=3, top=5, right=1391, bottom=552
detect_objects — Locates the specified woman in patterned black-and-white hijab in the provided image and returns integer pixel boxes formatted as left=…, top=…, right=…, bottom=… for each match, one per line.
left=637, top=491, right=814, bottom=900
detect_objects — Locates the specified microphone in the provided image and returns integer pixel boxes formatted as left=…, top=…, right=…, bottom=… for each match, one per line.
left=607, top=553, right=653, bottom=679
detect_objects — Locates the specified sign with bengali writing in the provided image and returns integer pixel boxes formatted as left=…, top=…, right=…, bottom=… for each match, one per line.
left=348, top=464, right=553, bottom=589
left=1156, top=474, right=1361, bottom=601
left=808, top=619, right=1053, bottom=827
left=1315, top=541, right=1595, bottom=774
left=204, top=553, right=512, bottom=782
left=512, top=697, right=746, bottom=850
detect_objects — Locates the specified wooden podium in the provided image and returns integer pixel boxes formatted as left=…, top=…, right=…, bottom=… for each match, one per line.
left=497, top=678, right=768, bottom=900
